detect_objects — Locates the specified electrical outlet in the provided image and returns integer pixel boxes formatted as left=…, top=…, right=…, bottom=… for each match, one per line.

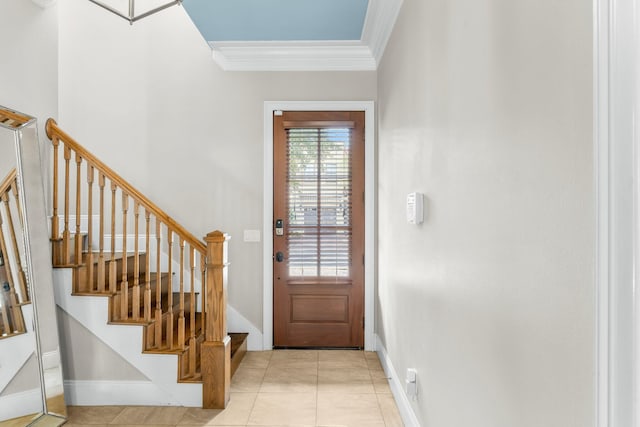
left=406, top=368, right=418, bottom=398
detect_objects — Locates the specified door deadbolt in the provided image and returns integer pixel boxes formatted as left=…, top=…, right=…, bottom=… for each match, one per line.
left=275, top=219, right=284, bottom=236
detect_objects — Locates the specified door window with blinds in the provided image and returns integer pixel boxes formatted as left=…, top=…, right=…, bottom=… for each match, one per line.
left=286, top=125, right=353, bottom=278
left=273, top=111, right=364, bottom=348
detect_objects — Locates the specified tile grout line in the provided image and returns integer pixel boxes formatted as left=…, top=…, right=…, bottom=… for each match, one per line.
left=244, top=355, right=268, bottom=425
left=315, top=350, right=320, bottom=426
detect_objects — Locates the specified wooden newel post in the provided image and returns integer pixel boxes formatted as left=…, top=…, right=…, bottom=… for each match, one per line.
left=202, top=230, right=231, bottom=409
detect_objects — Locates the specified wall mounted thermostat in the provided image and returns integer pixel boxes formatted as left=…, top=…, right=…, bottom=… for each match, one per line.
left=406, top=192, right=424, bottom=225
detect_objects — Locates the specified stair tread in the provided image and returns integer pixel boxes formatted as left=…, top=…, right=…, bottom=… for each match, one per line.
left=53, top=251, right=146, bottom=268
left=72, top=272, right=169, bottom=296
left=111, top=291, right=192, bottom=324
left=143, top=312, right=203, bottom=354
left=230, top=332, right=249, bottom=358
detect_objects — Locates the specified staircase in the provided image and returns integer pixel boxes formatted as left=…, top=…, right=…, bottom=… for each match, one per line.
left=0, top=168, right=29, bottom=339
left=45, top=118, right=247, bottom=408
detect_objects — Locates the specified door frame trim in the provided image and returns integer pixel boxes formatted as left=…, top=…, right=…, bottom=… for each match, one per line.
left=263, top=101, right=376, bottom=351
left=594, top=0, right=640, bottom=424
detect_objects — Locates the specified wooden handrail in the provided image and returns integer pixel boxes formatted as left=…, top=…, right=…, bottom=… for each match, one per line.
left=46, top=119, right=206, bottom=255
left=0, top=169, right=17, bottom=195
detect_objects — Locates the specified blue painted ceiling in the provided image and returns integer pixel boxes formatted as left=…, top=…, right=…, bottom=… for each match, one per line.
left=181, top=0, right=370, bottom=42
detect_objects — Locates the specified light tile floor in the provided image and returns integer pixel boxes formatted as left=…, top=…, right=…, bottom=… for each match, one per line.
left=63, top=350, right=404, bottom=427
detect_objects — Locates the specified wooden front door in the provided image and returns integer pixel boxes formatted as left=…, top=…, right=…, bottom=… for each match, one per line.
left=273, top=111, right=365, bottom=348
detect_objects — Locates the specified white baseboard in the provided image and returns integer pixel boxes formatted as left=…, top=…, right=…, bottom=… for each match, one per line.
left=0, top=388, right=42, bottom=420
left=228, top=304, right=263, bottom=351
left=376, top=335, right=421, bottom=427
left=64, top=380, right=178, bottom=406
left=42, top=349, right=60, bottom=370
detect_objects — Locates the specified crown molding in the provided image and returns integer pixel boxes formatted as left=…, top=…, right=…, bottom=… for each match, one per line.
left=208, top=0, right=403, bottom=71
left=361, top=0, right=404, bottom=65
left=211, top=41, right=377, bottom=71
left=31, top=0, right=56, bottom=8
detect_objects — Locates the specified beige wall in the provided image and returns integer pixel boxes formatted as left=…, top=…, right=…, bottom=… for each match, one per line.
left=0, top=355, right=39, bottom=397
left=56, top=307, right=147, bottom=380
left=58, top=0, right=377, bottom=329
left=376, top=0, right=594, bottom=425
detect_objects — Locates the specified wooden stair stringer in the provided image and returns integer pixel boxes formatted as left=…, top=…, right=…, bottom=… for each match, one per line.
left=52, top=267, right=203, bottom=406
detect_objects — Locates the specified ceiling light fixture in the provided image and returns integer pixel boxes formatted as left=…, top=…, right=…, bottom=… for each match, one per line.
left=88, top=0, right=182, bottom=25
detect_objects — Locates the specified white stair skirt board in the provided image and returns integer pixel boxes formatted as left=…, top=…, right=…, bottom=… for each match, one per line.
left=53, top=269, right=202, bottom=407
left=0, top=304, right=36, bottom=394
left=227, top=304, right=262, bottom=351
left=64, top=380, right=175, bottom=406
left=376, top=335, right=421, bottom=427
left=0, top=388, right=42, bottom=420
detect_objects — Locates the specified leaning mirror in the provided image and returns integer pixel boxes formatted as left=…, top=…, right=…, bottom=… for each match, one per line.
left=0, top=106, right=66, bottom=426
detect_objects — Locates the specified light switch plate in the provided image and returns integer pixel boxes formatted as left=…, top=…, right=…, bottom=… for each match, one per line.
left=244, top=230, right=261, bottom=242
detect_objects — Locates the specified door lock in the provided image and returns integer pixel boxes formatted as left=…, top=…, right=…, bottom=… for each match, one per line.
left=275, top=219, right=284, bottom=236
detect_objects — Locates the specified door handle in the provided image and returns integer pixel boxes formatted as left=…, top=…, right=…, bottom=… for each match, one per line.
left=275, top=252, right=284, bottom=262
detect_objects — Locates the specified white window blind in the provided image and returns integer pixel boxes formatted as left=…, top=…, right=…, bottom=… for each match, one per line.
left=286, top=127, right=353, bottom=277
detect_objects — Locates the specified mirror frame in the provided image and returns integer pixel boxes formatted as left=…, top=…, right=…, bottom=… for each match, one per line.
left=0, top=106, right=67, bottom=426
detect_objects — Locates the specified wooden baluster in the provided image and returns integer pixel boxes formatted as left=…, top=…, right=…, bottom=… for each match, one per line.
left=109, top=181, right=117, bottom=295
left=178, top=238, right=185, bottom=350
left=200, top=253, right=206, bottom=342
left=11, top=180, right=24, bottom=232
left=8, top=181, right=28, bottom=302
left=155, top=220, right=162, bottom=346
left=8, top=292, right=24, bottom=333
left=166, top=230, right=173, bottom=349
left=131, top=202, right=140, bottom=321
left=0, top=297, right=10, bottom=336
left=120, top=193, right=129, bottom=321
left=202, top=231, right=230, bottom=409
left=0, top=219, right=22, bottom=333
left=97, top=173, right=106, bottom=293
left=86, top=165, right=95, bottom=291
left=144, top=209, right=151, bottom=321
left=0, top=193, right=27, bottom=301
left=74, top=152, right=83, bottom=266
left=63, top=145, right=71, bottom=264
left=51, top=136, right=60, bottom=241
left=189, top=246, right=196, bottom=377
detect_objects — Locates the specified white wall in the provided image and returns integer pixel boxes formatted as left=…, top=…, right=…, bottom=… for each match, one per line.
left=58, top=0, right=377, bottom=330
left=0, top=0, right=57, bottom=149
left=376, top=0, right=594, bottom=426
left=0, top=0, right=58, bottom=414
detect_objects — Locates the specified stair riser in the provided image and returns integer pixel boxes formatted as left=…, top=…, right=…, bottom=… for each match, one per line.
left=51, top=234, right=88, bottom=266
left=109, top=279, right=177, bottom=322
left=73, top=253, right=148, bottom=294
left=178, top=337, right=203, bottom=381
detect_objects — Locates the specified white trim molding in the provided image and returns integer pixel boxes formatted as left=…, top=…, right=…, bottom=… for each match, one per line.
left=263, top=101, right=376, bottom=351
left=64, top=380, right=176, bottom=406
left=31, top=0, right=56, bottom=8
left=211, top=41, right=376, bottom=72
left=210, top=0, right=403, bottom=71
left=594, top=0, right=640, bottom=425
left=0, top=388, right=43, bottom=420
left=376, top=336, right=420, bottom=427
left=227, top=304, right=263, bottom=351
left=361, top=0, right=404, bottom=64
